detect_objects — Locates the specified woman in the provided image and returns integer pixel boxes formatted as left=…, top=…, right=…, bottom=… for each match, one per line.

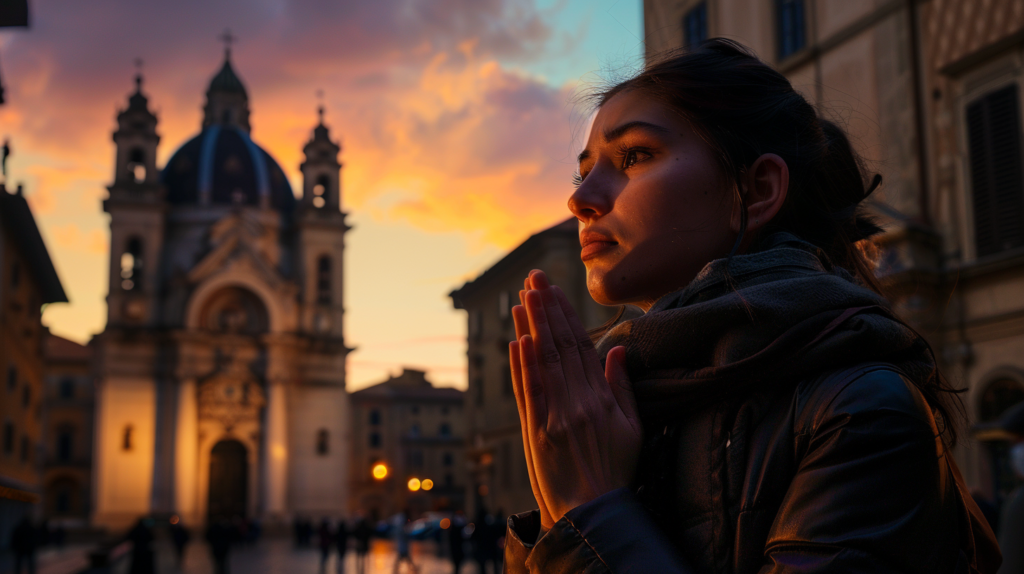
left=502, top=39, right=1001, bottom=573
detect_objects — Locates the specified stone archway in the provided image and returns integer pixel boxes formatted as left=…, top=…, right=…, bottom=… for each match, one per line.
left=208, top=439, right=248, bottom=520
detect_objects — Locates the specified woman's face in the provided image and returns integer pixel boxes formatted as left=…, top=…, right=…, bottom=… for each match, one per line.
left=570, top=89, right=738, bottom=310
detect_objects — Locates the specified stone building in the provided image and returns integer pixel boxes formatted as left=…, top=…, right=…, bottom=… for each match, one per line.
left=91, top=47, right=351, bottom=529
left=449, top=218, right=619, bottom=517
left=0, top=184, right=67, bottom=546
left=41, top=334, right=93, bottom=524
left=349, top=368, right=465, bottom=520
left=642, top=0, right=1024, bottom=504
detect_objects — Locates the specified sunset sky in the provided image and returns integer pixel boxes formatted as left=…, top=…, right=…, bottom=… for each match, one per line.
left=0, top=0, right=643, bottom=390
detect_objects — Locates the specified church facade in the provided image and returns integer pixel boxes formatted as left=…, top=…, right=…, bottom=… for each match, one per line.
left=91, top=49, right=351, bottom=529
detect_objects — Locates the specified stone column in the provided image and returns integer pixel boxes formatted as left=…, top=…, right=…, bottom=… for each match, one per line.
left=174, top=378, right=198, bottom=523
left=263, top=381, right=288, bottom=517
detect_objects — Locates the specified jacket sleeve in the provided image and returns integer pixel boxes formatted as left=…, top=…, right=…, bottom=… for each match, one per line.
left=503, top=488, right=694, bottom=574
left=761, top=369, right=964, bottom=573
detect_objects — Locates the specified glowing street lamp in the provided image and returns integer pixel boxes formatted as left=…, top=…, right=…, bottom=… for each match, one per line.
left=372, top=463, right=388, bottom=480
left=421, top=479, right=434, bottom=491
left=407, top=478, right=421, bottom=491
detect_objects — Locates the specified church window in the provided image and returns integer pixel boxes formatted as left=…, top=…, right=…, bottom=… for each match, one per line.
left=122, top=425, right=133, bottom=451
left=776, top=0, right=806, bottom=60
left=312, top=175, right=329, bottom=209
left=316, top=429, right=329, bottom=456
left=57, top=429, right=73, bottom=462
left=2, top=422, right=13, bottom=455
left=59, top=378, right=75, bottom=399
left=966, top=84, right=1024, bottom=258
left=121, top=238, right=144, bottom=291
left=316, top=256, right=332, bottom=305
left=127, top=148, right=146, bottom=183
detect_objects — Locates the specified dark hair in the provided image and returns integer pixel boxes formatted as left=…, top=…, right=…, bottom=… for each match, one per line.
left=587, top=39, right=966, bottom=444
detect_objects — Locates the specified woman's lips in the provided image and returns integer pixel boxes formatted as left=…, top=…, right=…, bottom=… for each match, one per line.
left=581, top=240, right=617, bottom=261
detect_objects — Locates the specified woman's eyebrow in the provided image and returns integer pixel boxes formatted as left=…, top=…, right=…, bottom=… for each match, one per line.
left=577, top=121, right=670, bottom=165
left=603, top=120, right=671, bottom=142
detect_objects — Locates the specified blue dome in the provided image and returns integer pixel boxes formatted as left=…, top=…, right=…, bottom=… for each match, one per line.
left=161, top=126, right=296, bottom=212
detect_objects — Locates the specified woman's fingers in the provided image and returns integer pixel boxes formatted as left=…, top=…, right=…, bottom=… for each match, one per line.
left=523, top=290, right=571, bottom=414
left=551, top=286, right=607, bottom=393
left=510, top=341, right=553, bottom=525
left=512, top=304, right=529, bottom=342
left=517, top=334, right=549, bottom=440
left=605, top=346, right=642, bottom=438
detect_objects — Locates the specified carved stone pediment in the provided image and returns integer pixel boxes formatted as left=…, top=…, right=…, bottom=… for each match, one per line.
left=187, top=209, right=293, bottom=293
left=198, top=369, right=267, bottom=430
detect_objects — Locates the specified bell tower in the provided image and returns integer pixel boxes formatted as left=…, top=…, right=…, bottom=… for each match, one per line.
left=102, top=66, right=165, bottom=327
left=296, top=105, right=349, bottom=341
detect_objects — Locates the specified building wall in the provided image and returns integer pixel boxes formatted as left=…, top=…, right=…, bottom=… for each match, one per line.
left=41, top=336, right=94, bottom=523
left=288, top=385, right=350, bottom=517
left=0, top=237, right=44, bottom=490
left=92, top=376, right=156, bottom=528
left=350, top=372, right=466, bottom=520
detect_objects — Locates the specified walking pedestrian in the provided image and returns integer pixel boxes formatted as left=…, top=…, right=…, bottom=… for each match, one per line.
left=10, top=516, right=36, bottom=574
left=319, top=519, right=334, bottom=571
left=353, top=516, right=371, bottom=574
left=170, top=517, right=190, bottom=568
left=127, top=519, right=155, bottom=574
left=335, top=518, right=349, bottom=573
left=391, top=509, right=417, bottom=574
left=206, top=520, right=232, bottom=574
left=447, top=512, right=466, bottom=574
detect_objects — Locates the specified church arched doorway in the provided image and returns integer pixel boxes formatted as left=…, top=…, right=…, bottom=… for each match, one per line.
left=208, top=439, right=248, bottom=520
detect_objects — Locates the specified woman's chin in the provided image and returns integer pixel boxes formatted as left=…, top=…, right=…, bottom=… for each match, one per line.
left=586, top=268, right=633, bottom=307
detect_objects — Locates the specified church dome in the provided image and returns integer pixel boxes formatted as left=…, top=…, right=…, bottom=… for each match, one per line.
left=161, top=125, right=296, bottom=212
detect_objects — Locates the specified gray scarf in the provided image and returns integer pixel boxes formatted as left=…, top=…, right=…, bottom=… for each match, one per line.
left=595, top=237, right=936, bottom=419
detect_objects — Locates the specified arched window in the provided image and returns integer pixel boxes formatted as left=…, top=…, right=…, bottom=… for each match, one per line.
left=127, top=148, right=146, bottom=183
left=122, top=424, right=133, bottom=451
left=121, top=237, right=143, bottom=291
left=316, top=429, right=329, bottom=456
left=978, top=378, right=1024, bottom=422
left=312, top=174, right=329, bottom=209
left=316, top=256, right=332, bottom=305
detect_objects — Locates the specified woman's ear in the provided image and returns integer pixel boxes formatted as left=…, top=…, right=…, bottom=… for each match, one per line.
left=730, top=153, right=789, bottom=235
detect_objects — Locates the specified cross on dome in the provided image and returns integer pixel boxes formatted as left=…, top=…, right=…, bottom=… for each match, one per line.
left=220, top=28, right=236, bottom=59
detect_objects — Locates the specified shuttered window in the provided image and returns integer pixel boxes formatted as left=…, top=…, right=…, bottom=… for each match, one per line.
left=967, top=84, right=1024, bottom=258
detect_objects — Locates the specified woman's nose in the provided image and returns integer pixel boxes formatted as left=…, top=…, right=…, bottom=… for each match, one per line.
left=568, top=175, right=612, bottom=222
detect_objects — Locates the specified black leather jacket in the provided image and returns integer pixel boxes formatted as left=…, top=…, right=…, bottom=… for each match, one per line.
left=503, top=364, right=1001, bottom=573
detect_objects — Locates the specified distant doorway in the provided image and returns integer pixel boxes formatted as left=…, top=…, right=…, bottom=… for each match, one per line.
left=208, top=439, right=247, bottom=520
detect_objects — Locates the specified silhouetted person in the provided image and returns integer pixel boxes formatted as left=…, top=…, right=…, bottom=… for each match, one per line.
left=127, top=519, right=155, bottom=574
left=11, top=516, right=37, bottom=574
left=391, top=510, right=416, bottom=574
left=206, top=520, right=232, bottom=574
left=170, top=519, right=190, bottom=568
left=471, top=509, right=498, bottom=574
left=335, top=519, right=349, bottom=573
left=319, top=519, right=333, bottom=570
left=447, top=513, right=466, bottom=574
left=353, top=517, right=371, bottom=574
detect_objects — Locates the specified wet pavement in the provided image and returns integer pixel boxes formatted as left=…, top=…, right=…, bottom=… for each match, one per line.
left=157, top=537, right=495, bottom=574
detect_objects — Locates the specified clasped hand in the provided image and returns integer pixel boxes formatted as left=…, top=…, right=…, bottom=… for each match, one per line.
left=509, top=270, right=643, bottom=530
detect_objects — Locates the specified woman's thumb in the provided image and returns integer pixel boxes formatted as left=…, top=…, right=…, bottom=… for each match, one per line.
left=605, top=346, right=641, bottom=435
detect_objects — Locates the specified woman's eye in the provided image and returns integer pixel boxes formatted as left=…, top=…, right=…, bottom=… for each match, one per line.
left=623, top=149, right=650, bottom=169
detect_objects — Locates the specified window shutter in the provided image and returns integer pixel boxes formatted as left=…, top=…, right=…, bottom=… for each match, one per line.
left=967, top=84, right=1024, bottom=258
